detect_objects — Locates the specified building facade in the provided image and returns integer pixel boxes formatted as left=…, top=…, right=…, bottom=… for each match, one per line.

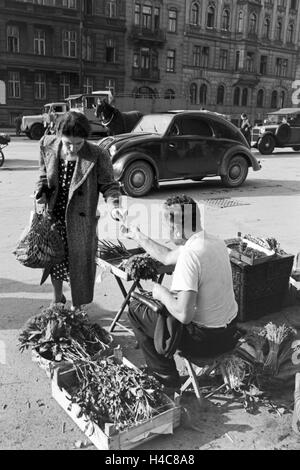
left=1, top=0, right=300, bottom=126
left=182, top=0, right=300, bottom=124
left=0, top=0, right=126, bottom=126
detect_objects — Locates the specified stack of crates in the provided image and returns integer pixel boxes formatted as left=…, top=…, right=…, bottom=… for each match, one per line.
left=231, top=253, right=294, bottom=321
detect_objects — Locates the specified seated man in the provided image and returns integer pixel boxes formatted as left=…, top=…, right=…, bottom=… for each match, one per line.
left=123, top=195, right=239, bottom=390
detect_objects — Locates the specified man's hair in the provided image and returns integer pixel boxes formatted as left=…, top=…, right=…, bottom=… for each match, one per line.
left=58, top=111, right=91, bottom=138
left=241, top=113, right=247, bottom=119
left=164, top=194, right=200, bottom=233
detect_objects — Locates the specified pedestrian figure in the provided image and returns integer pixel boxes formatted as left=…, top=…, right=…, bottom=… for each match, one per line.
left=35, top=111, right=126, bottom=310
left=240, top=113, right=252, bottom=146
left=15, top=113, right=22, bottom=136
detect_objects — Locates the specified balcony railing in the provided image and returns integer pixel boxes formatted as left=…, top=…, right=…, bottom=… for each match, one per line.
left=131, top=67, right=160, bottom=82
left=129, top=25, right=166, bottom=44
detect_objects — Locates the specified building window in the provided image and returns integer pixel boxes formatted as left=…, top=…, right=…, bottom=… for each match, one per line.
left=82, top=34, right=92, bottom=61
left=7, top=25, right=19, bottom=53
left=207, top=5, right=215, bottom=28
left=271, top=90, right=277, bottom=108
left=168, top=8, right=177, bottom=32
left=260, top=55, right=267, bottom=75
left=193, top=46, right=201, bottom=67
left=105, top=78, right=116, bottom=94
left=257, top=89, right=264, bottom=107
left=106, top=0, right=117, bottom=18
left=233, top=87, right=240, bottom=106
left=238, top=11, right=244, bottom=33
left=275, top=20, right=282, bottom=41
left=142, top=5, right=152, bottom=29
left=280, top=90, right=285, bottom=107
left=202, top=47, right=209, bottom=68
left=199, top=84, right=207, bottom=105
left=221, top=9, right=230, bottom=31
left=134, top=3, right=141, bottom=25
left=83, top=0, right=93, bottom=15
left=290, top=0, right=297, bottom=9
left=164, top=89, right=175, bottom=99
left=249, top=13, right=257, bottom=34
left=8, top=71, right=20, bottom=98
left=141, top=47, right=150, bottom=69
left=190, top=2, right=200, bottom=25
left=235, top=51, right=240, bottom=70
left=154, top=7, right=160, bottom=29
left=166, top=49, right=176, bottom=72
left=34, top=30, right=46, bottom=56
left=282, top=59, right=288, bottom=77
left=83, top=76, right=93, bottom=94
left=217, top=85, right=225, bottom=105
left=59, top=74, right=70, bottom=99
left=241, top=88, right=248, bottom=106
left=263, top=17, right=270, bottom=39
left=287, top=23, right=294, bottom=43
left=190, top=83, right=197, bottom=104
left=34, top=73, right=46, bottom=100
left=246, top=52, right=254, bottom=72
left=219, top=49, right=228, bottom=70
left=106, top=39, right=116, bottom=63
left=63, top=0, right=77, bottom=7
left=276, top=58, right=282, bottom=76
left=63, top=31, right=77, bottom=57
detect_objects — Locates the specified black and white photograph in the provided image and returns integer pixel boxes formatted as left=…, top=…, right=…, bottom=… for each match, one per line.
left=0, top=0, right=300, bottom=455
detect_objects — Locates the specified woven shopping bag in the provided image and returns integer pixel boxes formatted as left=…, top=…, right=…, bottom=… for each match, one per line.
left=13, top=202, right=65, bottom=279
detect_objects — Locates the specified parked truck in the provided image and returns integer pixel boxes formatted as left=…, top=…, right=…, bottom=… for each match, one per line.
left=21, top=102, right=68, bottom=140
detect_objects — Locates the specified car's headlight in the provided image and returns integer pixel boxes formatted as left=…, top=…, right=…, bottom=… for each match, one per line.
left=109, top=145, right=117, bottom=157
left=259, top=127, right=265, bottom=134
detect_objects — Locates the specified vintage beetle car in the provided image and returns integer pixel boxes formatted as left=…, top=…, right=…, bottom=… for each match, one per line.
left=251, top=108, right=300, bottom=154
left=98, top=111, right=261, bottom=197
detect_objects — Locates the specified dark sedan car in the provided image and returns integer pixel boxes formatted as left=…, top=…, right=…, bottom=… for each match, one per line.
left=97, top=111, right=261, bottom=197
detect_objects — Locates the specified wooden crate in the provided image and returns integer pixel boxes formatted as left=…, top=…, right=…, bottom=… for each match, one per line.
left=51, top=357, right=182, bottom=450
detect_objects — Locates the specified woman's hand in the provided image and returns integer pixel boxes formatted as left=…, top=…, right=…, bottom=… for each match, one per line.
left=111, top=207, right=128, bottom=222
left=35, top=189, right=47, bottom=205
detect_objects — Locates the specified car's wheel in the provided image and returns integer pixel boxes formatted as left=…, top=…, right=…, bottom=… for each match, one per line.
left=221, top=156, right=249, bottom=188
left=0, top=149, right=4, bottom=168
left=257, top=134, right=275, bottom=155
left=122, top=161, right=154, bottom=197
left=275, top=123, right=291, bottom=145
left=292, top=146, right=300, bottom=151
left=30, top=124, right=45, bottom=140
left=25, top=131, right=32, bottom=140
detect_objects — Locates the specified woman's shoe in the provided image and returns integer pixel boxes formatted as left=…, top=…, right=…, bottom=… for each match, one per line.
left=50, top=294, right=67, bottom=308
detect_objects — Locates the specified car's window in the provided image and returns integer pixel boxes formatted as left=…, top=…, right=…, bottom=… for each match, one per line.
left=212, top=120, right=239, bottom=140
left=132, top=114, right=174, bottom=134
left=290, top=114, right=300, bottom=126
left=180, top=117, right=213, bottom=137
left=53, top=105, right=64, bottom=113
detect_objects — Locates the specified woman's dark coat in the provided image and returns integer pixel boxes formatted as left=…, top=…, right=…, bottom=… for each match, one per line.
left=36, top=134, right=120, bottom=306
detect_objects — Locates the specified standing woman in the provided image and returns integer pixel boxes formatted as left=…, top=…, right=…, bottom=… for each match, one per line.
left=35, top=111, right=123, bottom=309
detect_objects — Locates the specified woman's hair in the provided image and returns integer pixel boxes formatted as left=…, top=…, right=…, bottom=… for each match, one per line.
left=58, top=111, right=91, bottom=138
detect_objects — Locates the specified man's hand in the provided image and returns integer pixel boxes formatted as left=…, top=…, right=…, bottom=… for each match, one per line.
left=111, top=207, right=128, bottom=222
left=152, top=283, right=169, bottom=302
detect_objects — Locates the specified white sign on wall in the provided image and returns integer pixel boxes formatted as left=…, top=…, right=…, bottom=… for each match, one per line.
left=0, top=81, right=6, bottom=104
